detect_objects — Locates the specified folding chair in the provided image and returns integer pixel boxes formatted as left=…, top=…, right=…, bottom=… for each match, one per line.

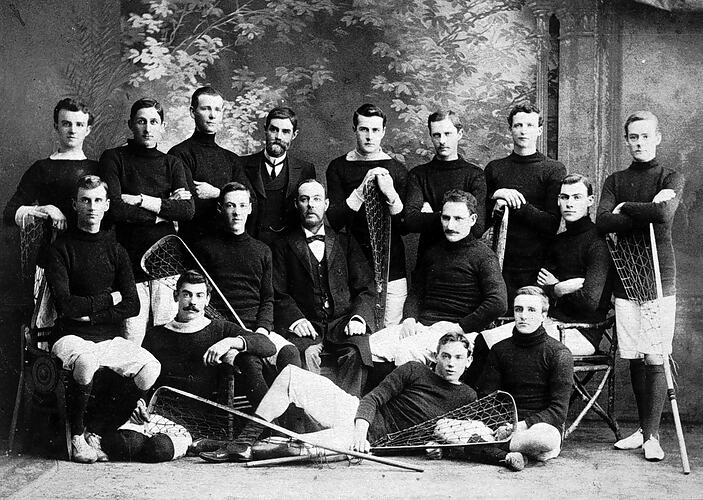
left=558, top=316, right=621, bottom=440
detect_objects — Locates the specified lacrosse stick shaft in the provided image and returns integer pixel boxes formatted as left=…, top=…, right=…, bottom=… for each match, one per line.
left=649, top=223, right=690, bottom=474
left=245, top=454, right=347, bottom=467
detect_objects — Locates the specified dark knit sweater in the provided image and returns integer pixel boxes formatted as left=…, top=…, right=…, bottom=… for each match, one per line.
left=356, top=361, right=477, bottom=442
left=326, top=156, right=408, bottom=281
left=143, top=320, right=276, bottom=398
left=191, top=231, right=274, bottom=332
left=45, top=229, right=139, bottom=342
left=596, top=159, right=684, bottom=297
left=418, top=235, right=507, bottom=333
left=484, top=152, right=565, bottom=274
left=542, top=217, right=612, bottom=347
left=168, top=130, right=248, bottom=241
left=99, top=140, right=195, bottom=281
left=479, top=327, right=573, bottom=430
left=404, top=157, right=487, bottom=262
left=3, top=158, right=98, bottom=230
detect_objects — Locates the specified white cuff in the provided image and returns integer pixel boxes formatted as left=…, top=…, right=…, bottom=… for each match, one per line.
left=289, top=318, right=307, bottom=332
left=346, top=189, right=365, bottom=212
left=141, top=194, right=162, bottom=214
left=387, top=196, right=403, bottom=215
left=350, top=315, right=366, bottom=330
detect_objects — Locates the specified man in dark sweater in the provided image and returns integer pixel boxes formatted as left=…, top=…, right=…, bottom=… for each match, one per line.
left=237, top=107, right=316, bottom=246
left=99, top=98, right=195, bottom=346
left=200, top=332, right=475, bottom=462
left=485, top=103, right=566, bottom=306
left=597, top=111, right=685, bottom=461
left=326, top=103, right=408, bottom=327
left=403, top=110, right=486, bottom=265
left=190, top=182, right=301, bottom=407
left=472, top=286, right=573, bottom=470
left=168, top=87, right=250, bottom=244
left=370, top=190, right=506, bottom=366
left=46, top=175, right=160, bottom=463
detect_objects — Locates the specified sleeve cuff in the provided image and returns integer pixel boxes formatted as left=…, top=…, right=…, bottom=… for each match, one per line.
left=346, top=190, right=365, bottom=212
left=141, top=194, right=162, bottom=214
left=350, top=315, right=366, bottom=330
left=387, top=196, right=403, bottom=215
left=237, top=335, right=247, bottom=352
left=289, top=318, right=307, bottom=331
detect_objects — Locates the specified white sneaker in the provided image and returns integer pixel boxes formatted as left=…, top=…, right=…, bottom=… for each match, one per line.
left=71, top=434, right=98, bottom=464
left=613, top=428, right=643, bottom=450
left=85, top=432, right=109, bottom=462
left=643, top=437, right=665, bottom=462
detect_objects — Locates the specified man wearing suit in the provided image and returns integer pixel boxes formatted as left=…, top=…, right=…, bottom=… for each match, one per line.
left=272, top=179, right=376, bottom=397
left=239, top=107, right=316, bottom=246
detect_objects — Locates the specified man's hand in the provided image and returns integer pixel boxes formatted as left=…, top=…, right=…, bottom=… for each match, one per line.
left=193, top=181, right=220, bottom=200
left=344, top=318, right=366, bottom=336
left=399, top=317, right=418, bottom=340
left=291, top=319, right=318, bottom=339
left=537, top=268, right=558, bottom=287
left=554, top=277, right=584, bottom=297
left=492, top=188, right=526, bottom=209
left=420, top=201, right=433, bottom=214
left=39, top=205, right=67, bottom=231
left=121, top=194, right=142, bottom=206
left=494, top=424, right=514, bottom=441
left=129, top=398, right=150, bottom=425
left=110, top=291, right=123, bottom=305
left=429, top=321, right=463, bottom=335
left=612, top=202, right=625, bottom=215
left=351, top=419, right=371, bottom=453
left=169, top=188, right=192, bottom=200
left=374, top=170, right=398, bottom=203
left=203, top=337, right=243, bottom=366
left=652, top=188, right=676, bottom=204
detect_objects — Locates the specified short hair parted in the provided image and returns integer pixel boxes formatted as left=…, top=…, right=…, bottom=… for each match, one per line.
left=442, top=189, right=477, bottom=216
left=190, top=86, right=223, bottom=109
left=515, top=285, right=549, bottom=313
left=130, top=98, right=164, bottom=123
left=296, top=177, right=326, bottom=196
left=75, top=175, right=108, bottom=197
left=54, top=98, right=94, bottom=126
left=353, top=103, right=387, bottom=128
left=428, top=110, right=463, bottom=131
left=265, top=107, right=298, bottom=132
left=507, top=103, right=542, bottom=127
left=623, top=110, right=659, bottom=136
left=218, top=182, right=252, bottom=205
left=561, top=173, right=593, bottom=196
left=436, top=332, right=472, bottom=357
left=176, top=269, right=212, bottom=295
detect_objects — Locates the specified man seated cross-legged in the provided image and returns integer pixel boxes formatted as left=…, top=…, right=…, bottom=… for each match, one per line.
left=199, top=332, right=476, bottom=463
left=466, top=286, right=573, bottom=471
left=45, top=175, right=161, bottom=463
left=369, top=189, right=507, bottom=367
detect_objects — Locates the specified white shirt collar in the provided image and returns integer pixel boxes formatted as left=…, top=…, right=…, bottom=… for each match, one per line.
left=50, top=150, right=87, bottom=160
left=264, top=150, right=287, bottom=165
left=345, top=148, right=392, bottom=162
left=303, top=226, right=325, bottom=238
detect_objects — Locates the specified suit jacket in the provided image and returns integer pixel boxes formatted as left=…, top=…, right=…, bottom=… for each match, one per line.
left=272, top=224, right=376, bottom=365
left=238, top=151, right=316, bottom=239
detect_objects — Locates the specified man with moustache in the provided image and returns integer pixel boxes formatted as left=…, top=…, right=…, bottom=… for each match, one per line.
left=168, top=87, right=249, bottom=243
left=403, top=110, right=486, bottom=265
left=191, top=182, right=301, bottom=408
left=271, top=179, right=376, bottom=397
left=237, top=106, right=316, bottom=246
left=326, top=103, right=408, bottom=326
left=370, top=190, right=506, bottom=366
left=99, top=98, right=195, bottom=345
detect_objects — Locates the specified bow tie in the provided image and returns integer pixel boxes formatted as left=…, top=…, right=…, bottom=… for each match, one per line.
left=306, top=234, right=325, bottom=244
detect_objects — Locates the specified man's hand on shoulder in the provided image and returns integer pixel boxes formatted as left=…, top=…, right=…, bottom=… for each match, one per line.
left=351, top=419, right=371, bottom=453
left=492, top=188, right=525, bottom=209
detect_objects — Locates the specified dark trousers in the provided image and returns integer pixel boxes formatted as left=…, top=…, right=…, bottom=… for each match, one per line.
left=321, top=343, right=367, bottom=398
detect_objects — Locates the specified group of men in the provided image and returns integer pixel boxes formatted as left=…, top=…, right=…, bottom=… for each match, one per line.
left=4, top=87, right=683, bottom=471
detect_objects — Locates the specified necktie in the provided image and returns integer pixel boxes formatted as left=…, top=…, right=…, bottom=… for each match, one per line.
left=306, top=234, right=325, bottom=244
left=265, top=159, right=279, bottom=180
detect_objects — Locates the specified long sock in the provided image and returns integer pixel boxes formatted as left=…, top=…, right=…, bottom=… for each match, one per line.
left=233, top=419, right=265, bottom=446
left=276, top=345, right=301, bottom=372
left=69, top=381, right=93, bottom=436
left=643, top=363, right=666, bottom=440
left=629, top=359, right=647, bottom=429
left=462, top=444, right=508, bottom=465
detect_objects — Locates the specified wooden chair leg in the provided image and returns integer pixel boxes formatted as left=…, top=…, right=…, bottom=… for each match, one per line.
left=55, top=373, right=72, bottom=460
left=8, top=366, right=26, bottom=454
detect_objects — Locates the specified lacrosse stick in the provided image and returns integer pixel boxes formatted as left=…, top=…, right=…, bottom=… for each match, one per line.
left=481, top=206, right=509, bottom=270
left=607, top=224, right=690, bottom=474
left=363, top=176, right=392, bottom=330
left=140, top=235, right=245, bottom=328
left=148, top=386, right=423, bottom=472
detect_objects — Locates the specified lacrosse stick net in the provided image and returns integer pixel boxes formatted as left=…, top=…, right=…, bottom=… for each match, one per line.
left=19, top=211, right=51, bottom=282
left=606, top=224, right=690, bottom=474
left=364, top=177, right=392, bottom=330
left=371, top=391, right=518, bottom=451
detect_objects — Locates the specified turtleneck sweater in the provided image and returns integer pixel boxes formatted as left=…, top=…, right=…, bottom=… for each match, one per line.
left=45, top=229, right=139, bottom=342
left=404, top=156, right=486, bottom=264
left=168, top=130, right=248, bottom=242
left=191, top=230, right=273, bottom=332
left=484, top=151, right=565, bottom=291
left=542, top=217, right=612, bottom=344
left=479, top=326, right=573, bottom=430
left=99, top=140, right=195, bottom=281
left=326, top=154, right=408, bottom=281
left=418, top=235, right=507, bottom=333
left=596, top=158, right=685, bottom=298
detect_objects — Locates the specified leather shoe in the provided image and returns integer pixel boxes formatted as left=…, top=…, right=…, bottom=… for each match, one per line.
left=199, top=443, right=253, bottom=463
